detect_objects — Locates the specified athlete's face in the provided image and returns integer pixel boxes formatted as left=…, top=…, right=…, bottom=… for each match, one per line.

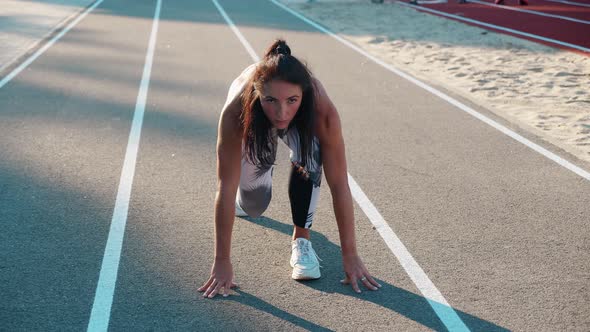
left=259, top=79, right=302, bottom=130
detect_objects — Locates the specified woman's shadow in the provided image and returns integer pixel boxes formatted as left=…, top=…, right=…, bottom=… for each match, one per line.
left=223, top=216, right=509, bottom=332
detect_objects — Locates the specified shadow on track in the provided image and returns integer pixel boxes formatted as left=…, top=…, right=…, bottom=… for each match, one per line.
left=230, top=215, right=510, bottom=332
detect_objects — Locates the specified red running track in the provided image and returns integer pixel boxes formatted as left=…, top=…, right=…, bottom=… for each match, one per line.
left=391, top=0, right=590, bottom=55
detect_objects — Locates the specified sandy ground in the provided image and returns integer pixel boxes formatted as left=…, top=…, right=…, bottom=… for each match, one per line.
left=279, top=0, right=590, bottom=163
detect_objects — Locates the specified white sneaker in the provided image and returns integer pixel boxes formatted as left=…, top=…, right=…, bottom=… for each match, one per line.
left=235, top=200, right=248, bottom=217
left=290, top=238, right=321, bottom=280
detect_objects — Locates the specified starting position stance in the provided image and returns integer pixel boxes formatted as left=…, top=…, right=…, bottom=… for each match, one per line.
left=198, top=39, right=381, bottom=298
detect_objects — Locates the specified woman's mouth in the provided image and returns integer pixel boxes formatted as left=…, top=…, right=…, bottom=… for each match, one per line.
left=275, top=120, right=289, bottom=127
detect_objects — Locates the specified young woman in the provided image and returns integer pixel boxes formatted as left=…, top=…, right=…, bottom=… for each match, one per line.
left=198, top=39, right=381, bottom=298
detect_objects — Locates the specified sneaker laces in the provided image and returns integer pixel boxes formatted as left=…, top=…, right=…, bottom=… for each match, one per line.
left=293, top=240, right=323, bottom=267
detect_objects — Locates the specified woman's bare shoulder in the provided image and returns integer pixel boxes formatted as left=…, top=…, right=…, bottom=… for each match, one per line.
left=223, top=63, right=258, bottom=110
left=219, top=63, right=259, bottom=139
left=312, top=77, right=338, bottom=120
left=235, top=63, right=258, bottom=85
left=311, top=76, right=346, bottom=146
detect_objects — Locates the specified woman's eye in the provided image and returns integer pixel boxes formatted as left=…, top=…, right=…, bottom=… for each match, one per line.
left=288, top=99, right=297, bottom=104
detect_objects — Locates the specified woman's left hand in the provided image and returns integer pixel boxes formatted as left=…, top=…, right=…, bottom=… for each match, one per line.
left=340, top=254, right=382, bottom=293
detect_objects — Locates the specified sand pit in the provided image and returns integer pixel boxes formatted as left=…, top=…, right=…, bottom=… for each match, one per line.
left=279, top=0, right=590, bottom=163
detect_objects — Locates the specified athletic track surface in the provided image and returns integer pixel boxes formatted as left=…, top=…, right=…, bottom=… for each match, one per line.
left=1, top=0, right=589, bottom=331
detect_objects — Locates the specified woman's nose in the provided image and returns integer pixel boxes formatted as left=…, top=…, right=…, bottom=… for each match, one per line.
left=276, top=104, right=287, bottom=118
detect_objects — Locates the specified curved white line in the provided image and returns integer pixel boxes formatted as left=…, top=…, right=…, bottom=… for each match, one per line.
left=545, top=0, right=590, bottom=8
left=469, top=0, right=590, bottom=25
left=397, top=0, right=590, bottom=53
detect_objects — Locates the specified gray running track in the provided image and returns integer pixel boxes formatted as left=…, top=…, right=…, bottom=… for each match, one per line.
left=1, top=0, right=589, bottom=331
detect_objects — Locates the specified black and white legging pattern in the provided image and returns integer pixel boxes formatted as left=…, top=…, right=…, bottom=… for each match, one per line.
left=237, top=127, right=322, bottom=229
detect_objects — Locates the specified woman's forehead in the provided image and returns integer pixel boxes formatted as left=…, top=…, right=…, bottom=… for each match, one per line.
left=261, top=79, right=302, bottom=97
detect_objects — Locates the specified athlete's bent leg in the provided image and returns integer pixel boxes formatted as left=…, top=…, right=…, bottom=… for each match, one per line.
left=236, top=156, right=274, bottom=218
left=288, top=161, right=321, bottom=230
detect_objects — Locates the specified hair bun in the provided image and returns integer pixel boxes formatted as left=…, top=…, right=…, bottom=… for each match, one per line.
left=263, top=39, right=292, bottom=58
left=275, top=43, right=291, bottom=56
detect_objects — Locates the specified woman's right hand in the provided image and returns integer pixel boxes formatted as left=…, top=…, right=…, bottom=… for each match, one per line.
left=198, top=258, right=238, bottom=298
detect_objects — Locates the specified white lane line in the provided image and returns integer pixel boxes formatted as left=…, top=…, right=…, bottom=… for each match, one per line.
left=213, top=0, right=470, bottom=331
left=0, top=0, right=105, bottom=89
left=86, top=0, right=161, bottom=331
left=267, top=1, right=471, bottom=331
left=212, top=0, right=259, bottom=61
left=469, top=0, right=590, bottom=25
left=269, top=0, right=590, bottom=181
left=545, top=0, right=590, bottom=8
left=396, top=0, right=590, bottom=53
left=347, top=176, right=470, bottom=331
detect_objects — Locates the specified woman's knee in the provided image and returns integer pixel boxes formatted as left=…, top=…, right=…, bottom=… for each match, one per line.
left=238, top=187, right=272, bottom=218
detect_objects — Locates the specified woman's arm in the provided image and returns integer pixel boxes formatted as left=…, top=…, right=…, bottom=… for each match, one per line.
left=315, top=100, right=356, bottom=256
left=213, top=100, right=242, bottom=261
left=314, top=79, right=381, bottom=293
left=198, top=73, right=248, bottom=298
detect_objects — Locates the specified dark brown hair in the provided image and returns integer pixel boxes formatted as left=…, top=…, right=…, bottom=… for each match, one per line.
left=241, top=39, right=316, bottom=170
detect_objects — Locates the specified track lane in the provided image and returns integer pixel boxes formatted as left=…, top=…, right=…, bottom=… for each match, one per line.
left=104, top=0, right=451, bottom=330
left=223, top=0, right=590, bottom=330
left=2, top=0, right=589, bottom=330
left=0, top=0, right=156, bottom=330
